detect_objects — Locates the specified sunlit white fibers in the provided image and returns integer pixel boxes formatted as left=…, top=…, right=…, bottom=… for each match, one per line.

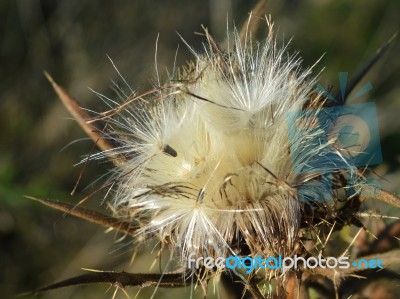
left=92, top=21, right=359, bottom=272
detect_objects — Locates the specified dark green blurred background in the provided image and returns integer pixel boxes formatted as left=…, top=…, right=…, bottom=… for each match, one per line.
left=1, top=0, right=399, bottom=298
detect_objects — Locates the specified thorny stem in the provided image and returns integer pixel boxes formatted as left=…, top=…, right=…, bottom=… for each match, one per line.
left=25, top=271, right=190, bottom=295
left=26, top=196, right=138, bottom=236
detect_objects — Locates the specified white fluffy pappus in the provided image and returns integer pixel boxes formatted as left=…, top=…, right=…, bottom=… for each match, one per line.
left=90, top=21, right=361, bottom=274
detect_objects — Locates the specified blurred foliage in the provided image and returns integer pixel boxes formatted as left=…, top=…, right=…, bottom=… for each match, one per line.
left=0, top=0, right=399, bottom=298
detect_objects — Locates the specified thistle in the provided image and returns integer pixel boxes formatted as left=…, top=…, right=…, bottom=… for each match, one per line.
left=30, top=2, right=400, bottom=298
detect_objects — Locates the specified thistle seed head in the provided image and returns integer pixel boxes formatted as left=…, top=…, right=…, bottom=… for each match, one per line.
left=89, top=19, right=360, bottom=276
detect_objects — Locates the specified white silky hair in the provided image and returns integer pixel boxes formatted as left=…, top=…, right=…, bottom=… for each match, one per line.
left=92, top=21, right=359, bottom=273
